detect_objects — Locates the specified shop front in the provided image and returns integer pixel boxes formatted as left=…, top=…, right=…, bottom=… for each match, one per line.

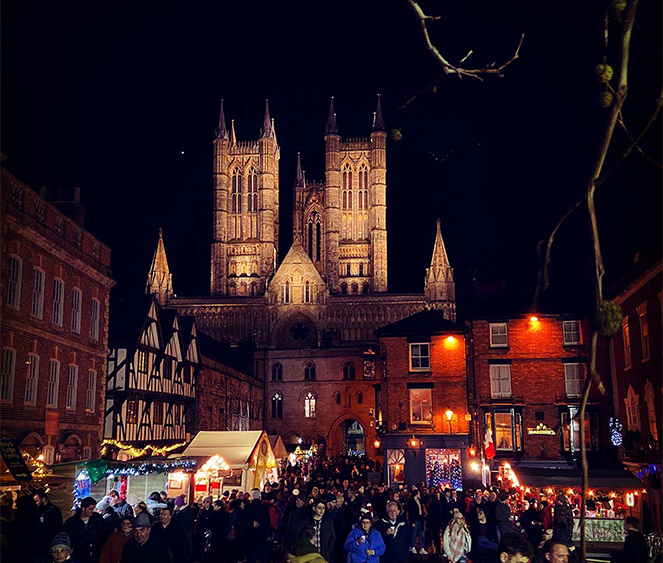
left=379, top=433, right=474, bottom=489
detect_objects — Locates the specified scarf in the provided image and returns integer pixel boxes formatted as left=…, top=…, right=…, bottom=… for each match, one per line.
left=445, top=519, right=471, bottom=563
left=381, top=518, right=406, bottom=538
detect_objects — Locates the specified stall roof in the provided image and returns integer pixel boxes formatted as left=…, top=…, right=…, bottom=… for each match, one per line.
left=179, top=431, right=265, bottom=467
left=514, top=467, right=645, bottom=489
left=267, top=435, right=288, bottom=459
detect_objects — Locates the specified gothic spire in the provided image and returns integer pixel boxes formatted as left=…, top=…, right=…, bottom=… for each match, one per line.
left=372, top=93, right=386, bottom=132
left=296, top=152, right=303, bottom=186
left=424, top=219, right=456, bottom=319
left=215, top=99, right=228, bottom=140
left=146, top=228, right=173, bottom=305
left=325, top=96, right=339, bottom=135
left=430, top=219, right=450, bottom=271
left=260, top=99, right=272, bottom=138
left=230, top=119, right=237, bottom=145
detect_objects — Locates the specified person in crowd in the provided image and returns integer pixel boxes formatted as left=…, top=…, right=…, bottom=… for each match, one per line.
left=243, top=488, right=271, bottom=563
left=47, top=532, right=80, bottom=563
left=426, top=489, right=445, bottom=555
left=63, top=496, right=107, bottom=563
left=193, top=496, right=214, bottom=561
left=443, top=508, right=472, bottom=563
left=133, top=502, right=149, bottom=521
left=145, top=491, right=167, bottom=517
left=621, top=516, right=649, bottom=563
left=343, top=515, right=385, bottom=563
left=100, top=517, right=133, bottom=563
left=107, top=491, right=133, bottom=521
left=407, top=487, right=427, bottom=554
left=539, top=501, right=553, bottom=535
left=285, top=494, right=311, bottom=553
left=520, top=499, right=543, bottom=550
left=307, top=500, right=335, bottom=563
left=469, top=507, right=499, bottom=563
left=495, top=492, right=517, bottom=537
left=376, top=501, right=410, bottom=563
left=97, top=496, right=120, bottom=535
left=468, top=490, right=486, bottom=531
left=34, top=489, right=63, bottom=559
left=551, top=495, right=573, bottom=546
left=120, top=512, right=172, bottom=563
left=152, top=505, right=190, bottom=563
left=495, top=532, right=534, bottom=563
left=534, top=539, right=569, bottom=563
left=173, top=495, right=195, bottom=557
left=287, top=527, right=327, bottom=563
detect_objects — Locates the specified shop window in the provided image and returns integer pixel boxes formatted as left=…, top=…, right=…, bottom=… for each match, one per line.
left=489, top=323, right=508, bottom=347
left=409, top=343, right=430, bottom=371
left=387, top=449, right=405, bottom=485
left=410, top=388, right=433, bottom=424
left=486, top=410, right=522, bottom=452
left=562, top=320, right=581, bottom=345
left=564, top=363, right=583, bottom=398
left=561, top=407, right=598, bottom=453
left=425, top=449, right=462, bottom=490
left=489, top=365, right=512, bottom=398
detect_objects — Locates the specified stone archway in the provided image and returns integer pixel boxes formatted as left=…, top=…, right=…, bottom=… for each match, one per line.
left=59, top=433, right=83, bottom=463
left=18, top=432, right=44, bottom=459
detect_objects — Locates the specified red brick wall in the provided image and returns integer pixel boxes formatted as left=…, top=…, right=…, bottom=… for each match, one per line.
left=379, top=334, right=469, bottom=435
left=1, top=168, right=113, bottom=461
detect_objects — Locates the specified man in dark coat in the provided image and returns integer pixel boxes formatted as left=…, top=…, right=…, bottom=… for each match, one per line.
left=495, top=493, right=517, bottom=537
left=108, top=490, right=134, bottom=520
left=152, top=505, right=190, bottom=563
left=243, top=488, right=271, bottom=563
left=285, top=495, right=310, bottom=553
left=376, top=501, right=410, bottom=563
left=622, top=516, right=649, bottom=563
left=552, top=494, right=573, bottom=546
left=307, top=500, right=336, bottom=563
left=34, top=489, right=63, bottom=558
left=121, top=512, right=173, bottom=563
left=63, top=496, right=107, bottom=563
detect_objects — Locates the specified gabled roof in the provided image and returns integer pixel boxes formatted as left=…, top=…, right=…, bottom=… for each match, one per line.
left=271, top=243, right=325, bottom=285
left=375, top=309, right=463, bottom=338
left=180, top=431, right=267, bottom=466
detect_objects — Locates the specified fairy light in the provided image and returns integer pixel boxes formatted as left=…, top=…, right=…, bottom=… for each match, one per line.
left=100, top=439, right=186, bottom=458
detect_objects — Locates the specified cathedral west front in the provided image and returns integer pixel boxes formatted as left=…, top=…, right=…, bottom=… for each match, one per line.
left=150, top=96, right=457, bottom=456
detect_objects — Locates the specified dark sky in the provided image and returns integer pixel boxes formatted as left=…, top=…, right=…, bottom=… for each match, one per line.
left=2, top=1, right=661, bottom=310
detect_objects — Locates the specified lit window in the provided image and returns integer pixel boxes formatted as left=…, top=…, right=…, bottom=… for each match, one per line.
left=24, top=354, right=39, bottom=406
left=47, top=359, right=61, bottom=407
left=637, top=303, right=650, bottom=360
left=409, top=388, right=433, bottom=424
left=0, top=348, right=16, bottom=402
left=622, top=318, right=632, bottom=369
left=52, top=278, right=65, bottom=326
left=562, top=320, right=581, bottom=345
left=90, top=298, right=100, bottom=340
left=137, top=350, right=148, bottom=374
left=304, top=392, right=316, bottom=418
left=562, top=407, right=596, bottom=453
left=31, top=268, right=45, bottom=319
left=486, top=410, right=522, bottom=451
left=6, top=255, right=22, bottom=310
left=86, top=369, right=97, bottom=412
left=271, top=393, right=283, bottom=419
left=489, top=323, right=508, bottom=347
left=66, top=365, right=78, bottom=410
left=343, top=362, right=355, bottom=380
left=71, top=288, right=82, bottom=333
left=624, top=385, right=641, bottom=431
left=271, top=363, right=283, bottom=381
left=387, top=449, right=405, bottom=485
left=490, top=364, right=512, bottom=398
left=126, top=400, right=138, bottom=424
left=564, top=363, right=583, bottom=398
left=304, top=362, right=316, bottom=381
left=409, top=343, right=430, bottom=371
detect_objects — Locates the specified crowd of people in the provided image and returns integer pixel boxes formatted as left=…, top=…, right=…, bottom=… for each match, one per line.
left=0, top=454, right=653, bottom=563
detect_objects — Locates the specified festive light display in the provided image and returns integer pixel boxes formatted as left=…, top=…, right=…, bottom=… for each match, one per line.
left=105, top=459, right=197, bottom=475
left=609, top=418, right=623, bottom=446
left=425, top=449, right=462, bottom=490
left=99, top=439, right=187, bottom=458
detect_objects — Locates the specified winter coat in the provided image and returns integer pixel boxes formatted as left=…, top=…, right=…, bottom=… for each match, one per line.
left=285, top=505, right=311, bottom=550
left=375, top=515, right=409, bottom=563
left=112, top=500, right=134, bottom=520
left=99, top=529, right=132, bottom=563
left=495, top=502, right=517, bottom=536
left=623, top=529, right=649, bottom=563
left=153, top=520, right=191, bottom=563
left=343, top=526, right=386, bottom=563
left=308, top=514, right=336, bottom=563
left=146, top=498, right=168, bottom=517
left=406, top=497, right=425, bottom=524
left=120, top=535, right=173, bottom=563
left=37, top=501, right=63, bottom=557
left=63, top=511, right=108, bottom=563
left=552, top=502, right=573, bottom=544
left=242, top=499, right=271, bottom=544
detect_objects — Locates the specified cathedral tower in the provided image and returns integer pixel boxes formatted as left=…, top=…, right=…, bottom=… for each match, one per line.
left=210, top=100, right=280, bottom=296
left=324, top=95, right=388, bottom=295
left=424, top=219, right=456, bottom=320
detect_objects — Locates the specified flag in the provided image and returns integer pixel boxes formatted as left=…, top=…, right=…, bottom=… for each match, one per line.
left=484, top=429, right=496, bottom=460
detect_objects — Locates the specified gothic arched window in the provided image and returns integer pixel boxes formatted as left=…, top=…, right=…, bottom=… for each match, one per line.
left=304, top=392, right=316, bottom=418
left=304, top=362, right=316, bottom=381
left=362, top=283, right=370, bottom=295
left=308, top=221, right=314, bottom=259
left=357, top=391, right=363, bottom=404
left=343, top=362, right=355, bottom=380
left=352, top=283, right=359, bottom=294
left=231, top=169, right=240, bottom=213
left=335, top=392, right=341, bottom=405
left=284, top=281, right=291, bottom=304
left=247, top=168, right=258, bottom=212
left=271, top=363, right=283, bottom=381
left=341, top=283, right=348, bottom=295
left=271, top=393, right=283, bottom=419
left=359, top=264, right=364, bottom=277
left=316, top=221, right=322, bottom=262
left=304, top=280, right=311, bottom=303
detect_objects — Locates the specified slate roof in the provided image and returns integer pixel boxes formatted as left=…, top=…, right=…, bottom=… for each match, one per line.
left=375, top=309, right=463, bottom=338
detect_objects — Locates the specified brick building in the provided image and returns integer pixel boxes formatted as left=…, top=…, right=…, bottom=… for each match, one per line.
left=375, top=309, right=471, bottom=488
left=608, top=257, right=662, bottom=532
left=1, top=167, right=114, bottom=463
left=467, top=312, right=616, bottom=477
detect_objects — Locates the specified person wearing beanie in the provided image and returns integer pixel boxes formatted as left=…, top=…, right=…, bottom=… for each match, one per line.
left=48, top=532, right=78, bottom=563
left=99, top=517, right=133, bottom=563
left=120, top=512, right=172, bottom=563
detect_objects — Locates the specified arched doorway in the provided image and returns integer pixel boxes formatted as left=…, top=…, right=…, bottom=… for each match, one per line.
left=19, top=432, right=44, bottom=459
left=60, top=434, right=82, bottom=462
left=341, top=420, right=365, bottom=455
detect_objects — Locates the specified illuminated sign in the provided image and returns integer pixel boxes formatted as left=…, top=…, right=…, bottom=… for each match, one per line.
left=527, top=423, right=556, bottom=436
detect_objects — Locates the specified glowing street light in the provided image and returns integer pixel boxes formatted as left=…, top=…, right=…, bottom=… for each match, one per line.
left=445, top=409, right=454, bottom=433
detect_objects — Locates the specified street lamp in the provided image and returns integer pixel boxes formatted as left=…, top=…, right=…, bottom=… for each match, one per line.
left=373, top=438, right=381, bottom=449
left=445, top=409, right=454, bottom=433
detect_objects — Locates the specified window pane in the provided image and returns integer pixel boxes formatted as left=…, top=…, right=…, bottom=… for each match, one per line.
left=494, top=412, right=513, bottom=450
left=564, top=364, right=583, bottom=397
left=0, top=348, right=16, bottom=401
left=490, top=323, right=508, bottom=346
left=410, top=388, right=432, bottom=423
left=563, top=321, right=581, bottom=344
left=490, top=365, right=512, bottom=397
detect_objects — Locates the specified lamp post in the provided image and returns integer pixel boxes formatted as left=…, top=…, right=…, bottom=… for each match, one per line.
left=445, top=409, right=454, bottom=433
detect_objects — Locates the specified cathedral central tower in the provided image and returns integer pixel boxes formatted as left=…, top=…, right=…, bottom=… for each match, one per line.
left=210, top=100, right=280, bottom=296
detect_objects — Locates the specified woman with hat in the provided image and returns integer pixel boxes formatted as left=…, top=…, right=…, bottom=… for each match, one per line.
left=343, top=515, right=385, bottom=563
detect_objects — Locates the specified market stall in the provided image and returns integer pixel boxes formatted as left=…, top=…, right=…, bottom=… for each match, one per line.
left=178, top=430, right=278, bottom=499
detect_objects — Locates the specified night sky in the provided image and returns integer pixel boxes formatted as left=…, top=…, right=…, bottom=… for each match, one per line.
left=2, top=1, right=661, bottom=313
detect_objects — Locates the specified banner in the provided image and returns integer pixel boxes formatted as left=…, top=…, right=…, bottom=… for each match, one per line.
left=0, top=439, right=32, bottom=482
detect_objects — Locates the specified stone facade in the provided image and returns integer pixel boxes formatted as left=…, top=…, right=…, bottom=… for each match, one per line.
left=1, top=167, right=114, bottom=463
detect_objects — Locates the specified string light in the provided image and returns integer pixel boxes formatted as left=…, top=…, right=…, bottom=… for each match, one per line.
left=100, top=439, right=186, bottom=458
left=106, top=459, right=196, bottom=475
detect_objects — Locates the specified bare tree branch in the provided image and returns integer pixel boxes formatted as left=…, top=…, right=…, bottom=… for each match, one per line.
left=405, top=0, right=524, bottom=81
